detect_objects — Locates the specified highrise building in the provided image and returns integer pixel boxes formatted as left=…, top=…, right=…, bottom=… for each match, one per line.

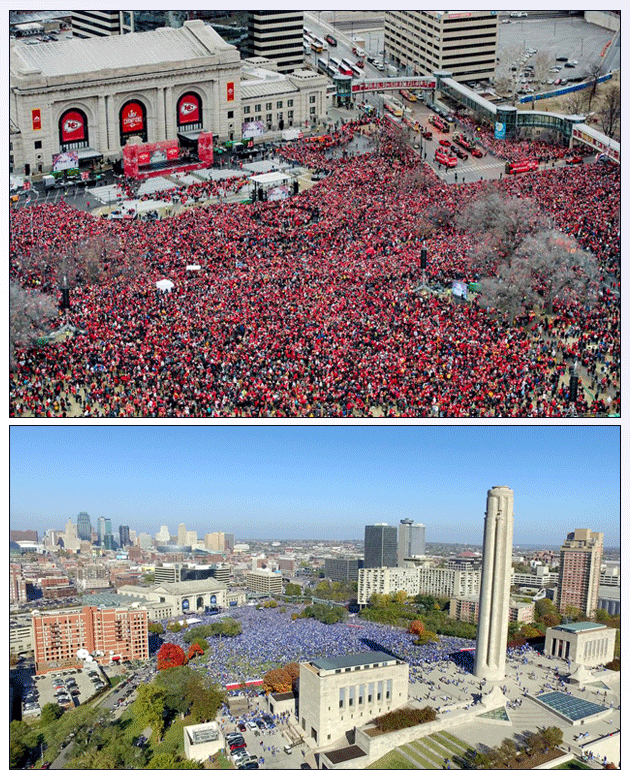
left=155, top=525, right=171, bottom=544
left=177, top=523, right=188, bottom=547
left=118, top=525, right=130, bottom=547
left=76, top=512, right=92, bottom=541
left=204, top=532, right=225, bottom=551
left=474, top=486, right=514, bottom=683
left=384, top=10, right=498, bottom=82
left=364, top=524, right=398, bottom=569
left=557, top=528, right=604, bottom=618
left=71, top=11, right=134, bottom=38
left=324, top=557, right=363, bottom=582
left=246, top=11, right=304, bottom=73
left=397, top=518, right=426, bottom=566
left=187, top=530, right=198, bottom=548
left=224, top=533, right=235, bottom=551
left=96, top=517, right=106, bottom=546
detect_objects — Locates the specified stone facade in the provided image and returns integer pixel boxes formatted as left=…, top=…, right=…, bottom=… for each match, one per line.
left=474, top=486, right=514, bottom=682
left=544, top=622, right=616, bottom=667
left=299, top=651, right=408, bottom=749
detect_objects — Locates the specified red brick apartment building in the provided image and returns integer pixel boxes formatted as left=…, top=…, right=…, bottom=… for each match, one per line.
left=33, top=605, right=148, bottom=672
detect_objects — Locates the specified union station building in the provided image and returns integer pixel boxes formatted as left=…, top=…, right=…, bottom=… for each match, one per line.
left=10, top=19, right=328, bottom=176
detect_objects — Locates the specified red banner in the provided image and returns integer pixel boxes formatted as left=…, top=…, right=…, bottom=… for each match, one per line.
left=32, top=109, right=41, bottom=131
left=197, top=131, right=213, bottom=165
left=178, top=93, right=200, bottom=125
left=121, top=101, right=144, bottom=134
left=226, top=81, right=235, bottom=102
left=60, top=110, right=86, bottom=143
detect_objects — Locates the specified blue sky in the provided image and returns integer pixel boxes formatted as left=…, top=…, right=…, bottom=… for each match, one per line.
left=10, top=425, right=620, bottom=546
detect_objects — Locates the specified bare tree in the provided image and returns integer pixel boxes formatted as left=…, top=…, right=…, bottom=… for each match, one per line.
left=478, top=229, right=599, bottom=320
left=457, top=192, right=549, bottom=275
left=10, top=281, right=57, bottom=366
left=562, top=89, right=588, bottom=117
left=533, top=51, right=553, bottom=88
left=600, top=84, right=621, bottom=139
left=585, top=60, right=604, bottom=111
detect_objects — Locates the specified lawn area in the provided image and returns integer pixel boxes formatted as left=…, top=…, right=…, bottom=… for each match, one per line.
left=399, top=743, right=436, bottom=768
left=151, top=713, right=194, bottom=758
left=439, top=730, right=472, bottom=751
left=552, top=758, right=593, bottom=770
left=368, top=750, right=419, bottom=769
left=407, top=740, right=444, bottom=766
left=430, top=731, right=469, bottom=756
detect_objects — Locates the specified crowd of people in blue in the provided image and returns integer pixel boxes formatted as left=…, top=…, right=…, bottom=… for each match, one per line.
left=158, top=604, right=471, bottom=689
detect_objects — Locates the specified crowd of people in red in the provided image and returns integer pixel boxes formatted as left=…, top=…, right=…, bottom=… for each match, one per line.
left=9, top=119, right=619, bottom=418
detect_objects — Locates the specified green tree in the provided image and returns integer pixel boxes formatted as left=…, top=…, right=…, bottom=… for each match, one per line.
left=132, top=683, right=166, bottom=741
left=148, top=622, right=165, bottom=634
left=155, top=665, right=199, bottom=715
left=499, top=737, right=517, bottom=766
left=40, top=701, right=64, bottom=725
left=10, top=720, right=37, bottom=769
left=166, top=621, right=183, bottom=632
left=540, top=726, right=563, bottom=752
left=209, top=618, right=242, bottom=637
left=189, top=682, right=226, bottom=723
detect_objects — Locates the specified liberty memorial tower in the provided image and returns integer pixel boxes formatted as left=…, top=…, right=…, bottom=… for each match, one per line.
left=474, top=486, right=514, bottom=682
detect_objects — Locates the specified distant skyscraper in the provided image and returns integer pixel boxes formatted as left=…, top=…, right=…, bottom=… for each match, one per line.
left=224, top=533, right=235, bottom=551
left=397, top=518, right=426, bottom=566
left=76, top=512, right=92, bottom=541
left=557, top=528, right=604, bottom=618
left=246, top=11, right=304, bottom=73
left=97, top=517, right=106, bottom=546
left=187, top=530, right=198, bottom=547
left=474, top=486, right=514, bottom=682
left=71, top=11, right=133, bottom=38
left=364, top=524, right=398, bottom=568
left=119, top=525, right=130, bottom=547
left=177, top=523, right=188, bottom=546
left=155, top=524, right=171, bottom=544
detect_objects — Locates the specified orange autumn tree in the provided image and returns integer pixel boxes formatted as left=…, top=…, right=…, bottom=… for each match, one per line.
left=262, top=668, right=292, bottom=694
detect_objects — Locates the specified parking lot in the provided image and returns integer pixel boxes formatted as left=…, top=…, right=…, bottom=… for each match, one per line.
left=31, top=665, right=108, bottom=713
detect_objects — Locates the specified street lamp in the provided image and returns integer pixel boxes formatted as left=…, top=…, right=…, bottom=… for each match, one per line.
left=59, top=274, right=71, bottom=313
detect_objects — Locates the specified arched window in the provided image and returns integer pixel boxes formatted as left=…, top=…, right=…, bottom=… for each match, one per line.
left=177, top=92, right=203, bottom=131
left=59, top=108, right=89, bottom=151
left=119, top=99, right=147, bottom=146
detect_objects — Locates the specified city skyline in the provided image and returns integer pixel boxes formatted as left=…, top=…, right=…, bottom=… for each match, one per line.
left=10, top=425, right=620, bottom=546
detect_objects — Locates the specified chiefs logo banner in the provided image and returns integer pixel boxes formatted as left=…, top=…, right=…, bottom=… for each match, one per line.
left=227, top=82, right=235, bottom=102
left=121, top=102, right=145, bottom=133
left=32, top=109, right=42, bottom=131
left=178, top=94, right=200, bottom=125
left=61, top=110, right=85, bottom=143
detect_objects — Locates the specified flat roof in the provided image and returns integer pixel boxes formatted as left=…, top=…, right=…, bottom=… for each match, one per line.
left=11, top=20, right=235, bottom=78
left=323, top=745, right=366, bottom=764
left=310, top=651, right=398, bottom=671
left=556, top=622, right=608, bottom=633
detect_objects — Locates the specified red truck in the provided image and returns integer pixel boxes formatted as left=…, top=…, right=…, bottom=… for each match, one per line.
left=435, top=150, right=457, bottom=168
left=505, top=159, right=539, bottom=174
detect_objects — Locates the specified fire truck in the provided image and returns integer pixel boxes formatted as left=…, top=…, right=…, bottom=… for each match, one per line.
left=505, top=159, right=539, bottom=174
left=429, top=114, right=449, bottom=132
left=435, top=150, right=457, bottom=168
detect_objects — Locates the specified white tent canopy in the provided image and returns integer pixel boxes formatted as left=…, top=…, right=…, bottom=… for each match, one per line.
left=249, top=171, right=291, bottom=186
left=156, top=278, right=175, bottom=292
left=186, top=264, right=201, bottom=271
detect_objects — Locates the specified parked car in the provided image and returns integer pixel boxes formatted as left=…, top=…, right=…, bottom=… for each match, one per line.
left=565, top=155, right=583, bottom=165
left=283, top=746, right=292, bottom=754
left=470, top=148, right=483, bottom=158
left=422, top=130, right=433, bottom=140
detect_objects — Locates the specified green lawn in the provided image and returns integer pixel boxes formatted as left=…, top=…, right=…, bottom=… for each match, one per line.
left=430, top=731, right=469, bottom=756
left=552, top=759, right=593, bottom=770
left=399, top=743, right=437, bottom=769
left=439, top=730, right=472, bottom=751
left=407, top=740, right=444, bottom=766
left=368, top=750, right=419, bottom=769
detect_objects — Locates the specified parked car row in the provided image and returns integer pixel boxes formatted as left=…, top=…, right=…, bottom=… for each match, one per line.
left=226, top=732, right=259, bottom=769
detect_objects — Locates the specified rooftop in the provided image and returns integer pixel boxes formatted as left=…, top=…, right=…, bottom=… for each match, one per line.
left=10, top=20, right=237, bottom=79
left=309, top=651, right=400, bottom=671
left=555, top=622, right=609, bottom=633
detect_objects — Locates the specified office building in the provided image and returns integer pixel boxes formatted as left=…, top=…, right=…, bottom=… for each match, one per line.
left=384, top=10, right=498, bottom=81
left=449, top=596, right=535, bottom=625
left=187, top=530, right=198, bottom=548
left=118, top=525, right=130, bottom=547
left=544, top=622, right=616, bottom=667
left=474, top=486, right=514, bottom=682
left=299, top=651, right=409, bottom=748
left=224, top=533, right=235, bottom=551
left=397, top=518, right=426, bottom=566
left=364, top=524, right=397, bottom=569
left=155, top=524, right=171, bottom=544
left=154, top=563, right=230, bottom=584
left=358, top=565, right=479, bottom=604
left=557, top=528, right=604, bottom=618
left=246, top=568, right=283, bottom=595
left=32, top=604, right=148, bottom=672
left=76, top=512, right=92, bottom=541
left=10, top=615, right=35, bottom=656
left=10, top=564, right=28, bottom=603
left=324, top=557, right=363, bottom=582
left=204, top=532, right=225, bottom=551
left=71, top=11, right=133, bottom=38
left=246, top=11, right=304, bottom=73
left=177, top=523, right=188, bottom=547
